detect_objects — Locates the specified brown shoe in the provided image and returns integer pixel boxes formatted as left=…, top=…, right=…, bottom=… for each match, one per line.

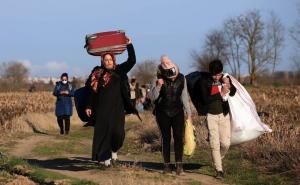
left=176, top=162, right=184, bottom=175
left=215, top=171, right=224, bottom=179
left=163, top=163, right=172, bottom=174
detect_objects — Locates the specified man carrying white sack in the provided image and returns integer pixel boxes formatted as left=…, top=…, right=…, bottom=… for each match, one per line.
left=198, top=59, right=236, bottom=179
left=197, top=59, right=272, bottom=179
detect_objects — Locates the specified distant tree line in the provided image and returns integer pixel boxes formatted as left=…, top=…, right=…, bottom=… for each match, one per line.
left=0, top=61, right=84, bottom=92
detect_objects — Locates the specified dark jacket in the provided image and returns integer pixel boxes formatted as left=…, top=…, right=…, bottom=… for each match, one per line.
left=155, top=73, right=185, bottom=117
left=198, top=74, right=236, bottom=116
left=53, top=81, right=75, bottom=117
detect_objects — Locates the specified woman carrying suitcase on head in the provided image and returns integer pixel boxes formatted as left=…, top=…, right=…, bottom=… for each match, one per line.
left=85, top=36, right=136, bottom=167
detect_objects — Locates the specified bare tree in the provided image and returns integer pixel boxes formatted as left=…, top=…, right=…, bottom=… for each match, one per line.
left=204, top=29, right=228, bottom=61
left=192, top=30, right=228, bottom=72
left=290, top=3, right=300, bottom=77
left=290, top=3, right=300, bottom=47
left=266, top=12, right=285, bottom=75
left=131, top=60, right=158, bottom=85
left=289, top=3, right=300, bottom=84
left=237, top=10, right=276, bottom=85
left=0, top=61, right=30, bottom=91
left=223, top=17, right=245, bottom=81
left=191, top=50, right=217, bottom=72
left=1, top=61, right=29, bottom=83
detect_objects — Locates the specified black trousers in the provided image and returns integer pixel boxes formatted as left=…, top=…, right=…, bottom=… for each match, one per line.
left=156, top=110, right=184, bottom=163
left=57, top=115, right=70, bottom=133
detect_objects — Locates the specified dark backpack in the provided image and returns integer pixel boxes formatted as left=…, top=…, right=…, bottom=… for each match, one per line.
left=185, top=71, right=210, bottom=115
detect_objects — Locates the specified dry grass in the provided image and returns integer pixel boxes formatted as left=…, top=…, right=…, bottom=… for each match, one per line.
left=242, top=86, right=300, bottom=176
left=92, top=167, right=185, bottom=185
left=0, top=92, right=55, bottom=129
left=126, top=113, right=161, bottom=152
left=5, top=175, right=36, bottom=185
left=0, top=91, right=82, bottom=134
left=131, top=86, right=300, bottom=178
left=5, top=111, right=82, bottom=133
left=188, top=86, right=300, bottom=175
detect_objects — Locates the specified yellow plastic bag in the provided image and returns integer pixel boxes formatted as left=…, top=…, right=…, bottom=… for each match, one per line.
left=183, top=119, right=196, bottom=156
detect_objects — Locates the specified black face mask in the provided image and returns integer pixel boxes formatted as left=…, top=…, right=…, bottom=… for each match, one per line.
left=158, top=66, right=177, bottom=79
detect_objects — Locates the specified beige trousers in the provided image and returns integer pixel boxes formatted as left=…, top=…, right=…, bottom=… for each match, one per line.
left=207, top=113, right=231, bottom=171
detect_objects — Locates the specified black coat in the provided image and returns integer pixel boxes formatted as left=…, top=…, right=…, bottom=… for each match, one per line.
left=155, top=73, right=185, bottom=117
left=198, top=74, right=236, bottom=116
left=87, top=44, right=136, bottom=161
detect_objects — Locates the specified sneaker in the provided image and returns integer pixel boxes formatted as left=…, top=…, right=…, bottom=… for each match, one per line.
left=215, top=171, right=224, bottom=179
left=111, top=152, right=119, bottom=166
left=60, top=130, right=64, bottom=135
left=112, top=152, right=118, bottom=161
left=163, top=163, right=172, bottom=174
left=65, top=131, right=69, bottom=135
left=104, top=159, right=111, bottom=167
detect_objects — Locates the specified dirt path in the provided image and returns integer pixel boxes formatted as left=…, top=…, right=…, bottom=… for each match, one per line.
left=8, top=134, right=227, bottom=185
left=8, top=134, right=55, bottom=158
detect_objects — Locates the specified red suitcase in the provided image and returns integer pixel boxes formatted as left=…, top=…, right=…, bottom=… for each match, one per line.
left=84, top=30, right=127, bottom=56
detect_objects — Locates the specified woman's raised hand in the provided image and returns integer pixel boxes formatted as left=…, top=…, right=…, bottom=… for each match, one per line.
left=126, top=36, right=132, bottom=45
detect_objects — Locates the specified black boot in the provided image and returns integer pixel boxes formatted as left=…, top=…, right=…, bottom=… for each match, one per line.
left=163, top=163, right=172, bottom=174
left=57, top=117, right=64, bottom=135
left=215, top=171, right=224, bottom=179
left=65, top=118, right=70, bottom=135
left=176, top=162, right=184, bottom=175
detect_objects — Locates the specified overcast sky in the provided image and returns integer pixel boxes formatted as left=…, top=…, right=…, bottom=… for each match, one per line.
left=0, top=0, right=298, bottom=77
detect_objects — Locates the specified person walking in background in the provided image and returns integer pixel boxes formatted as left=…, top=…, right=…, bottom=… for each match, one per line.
left=142, top=84, right=153, bottom=111
left=53, top=73, right=74, bottom=135
left=129, top=77, right=137, bottom=106
left=198, top=59, right=236, bottom=179
left=140, top=84, right=147, bottom=103
left=85, top=36, right=136, bottom=167
left=135, top=82, right=144, bottom=112
left=149, top=55, right=191, bottom=175
left=135, top=82, right=143, bottom=102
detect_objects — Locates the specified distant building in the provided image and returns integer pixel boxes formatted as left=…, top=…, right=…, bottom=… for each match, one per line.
left=27, top=76, right=86, bottom=88
left=27, top=76, right=60, bottom=84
